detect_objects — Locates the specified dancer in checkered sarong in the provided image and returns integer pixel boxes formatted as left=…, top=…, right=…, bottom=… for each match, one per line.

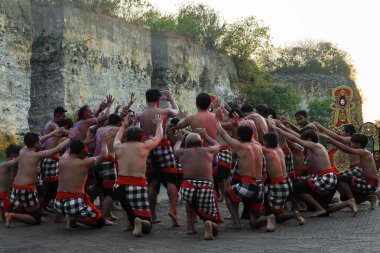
left=5, top=128, right=76, bottom=228
left=175, top=128, right=221, bottom=240
left=113, top=114, right=164, bottom=237
left=270, top=122, right=359, bottom=217
left=54, top=135, right=113, bottom=230
left=136, top=89, right=180, bottom=226
left=322, top=133, right=379, bottom=209
left=0, top=145, right=21, bottom=218
left=216, top=112, right=277, bottom=232
left=261, top=133, right=305, bottom=228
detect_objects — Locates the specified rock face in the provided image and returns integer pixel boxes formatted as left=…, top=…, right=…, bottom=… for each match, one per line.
left=28, top=5, right=152, bottom=132
left=0, top=0, right=32, bottom=155
left=151, top=33, right=238, bottom=112
left=273, top=73, right=363, bottom=125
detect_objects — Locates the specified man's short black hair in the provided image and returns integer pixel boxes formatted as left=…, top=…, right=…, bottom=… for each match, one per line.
left=255, top=104, right=269, bottom=118
left=300, top=129, right=319, bottom=143
left=351, top=133, right=368, bottom=148
left=5, top=144, right=22, bottom=158
left=343, top=124, right=356, bottom=136
left=108, top=114, right=123, bottom=126
left=300, top=126, right=316, bottom=134
left=228, top=108, right=244, bottom=119
left=268, top=107, right=277, bottom=119
left=146, top=89, right=162, bottom=103
left=170, top=117, right=180, bottom=126
left=295, top=110, right=308, bottom=118
left=54, top=106, right=67, bottom=116
left=23, top=132, right=40, bottom=148
left=70, top=140, right=86, bottom=155
left=240, top=104, right=254, bottom=113
left=58, top=118, right=73, bottom=128
left=196, top=93, right=211, bottom=110
left=263, top=133, right=278, bottom=148
left=126, top=127, right=144, bottom=142
left=237, top=125, right=253, bottom=142
left=78, top=105, right=90, bottom=120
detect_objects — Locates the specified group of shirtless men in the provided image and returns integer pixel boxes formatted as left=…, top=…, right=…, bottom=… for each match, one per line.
left=0, top=89, right=378, bottom=240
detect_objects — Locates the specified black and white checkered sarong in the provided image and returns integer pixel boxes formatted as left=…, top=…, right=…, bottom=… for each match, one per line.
left=9, top=185, right=39, bottom=212
left=268, top=179, right=290, bottom=214
left=41, top=157, right=59, bottom=180
left=308, top=172, right=338, bottom=194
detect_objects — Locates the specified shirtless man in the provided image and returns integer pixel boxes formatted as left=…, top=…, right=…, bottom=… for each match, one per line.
left=281, top=110, right=317, bottom=134
left=175, top=129, right=221, bottom=240
left=240, top=104, right=268, bottom=144
left=136, top=89, right=179, bottom=225
left=0, top=145, right=21, bottom=219
left=93, top=114, right=123, bottom=222
left=73, top=95, right=114, bottom=141
left=4, top=128, right=77, bottom=227
left=54, top=133, right=110, bottom=230
left=270, top=122, right=358, bottom=217
left=215, top=109, right=275, bottom=231
left=261, top=133, right=305, bottom=229
left=113, top=114, right=163, bottom=237
left=321, top=133, right=378, bottom=209
left=40, top=107, right=69, bottom=213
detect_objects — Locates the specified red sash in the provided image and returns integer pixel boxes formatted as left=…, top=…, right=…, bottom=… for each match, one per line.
left=12, top=184, right=36, bottom=191
left=181, top=180, right=214, bottom=190
left=240, top=176, right=257, bottom=184
left=116, top=176, right=147, bottom=187
left=270, top=176, right=287, bottom=185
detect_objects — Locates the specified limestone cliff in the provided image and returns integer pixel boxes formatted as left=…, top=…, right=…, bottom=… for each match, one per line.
left=0, top=0, right=32, bottom=158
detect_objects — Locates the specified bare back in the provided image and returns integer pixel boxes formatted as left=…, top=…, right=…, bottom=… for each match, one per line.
left=115, top=142, right=151, bottom=178
left=13, top=149, right=42, bottom=186
left=73, top=120, right=91, bottom=141
left=0, top=163, right=14, bottom=192
left=359, top=150, right=378, bottom=179
left=186, top=112, right=217, bottom=146
left=309, top=143, right=332, bottom=173
left=138, top=108, right=169, bottom=140
left=94, top=125, right=120, bottom=157
left=43, top=121, right=60, bottom=149
left=246, top=114, right=268, bottom=143
left=264, top=148, right=286, bottom=179
left=234, top=142, right=264, bottom=179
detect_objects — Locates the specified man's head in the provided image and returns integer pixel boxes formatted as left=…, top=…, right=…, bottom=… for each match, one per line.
left=58, top=118, right=73, bottom=130
left=268, top=108, right=277, bottom=119
left=300, top=129, right=319, bottom=143
left=255, top=104, right=269, bottom=118
left=70, top=140, right=87, bottom=158
left=5, top=144, right=22, bottom=159
left=350, top=133, right=368, bottom=149
left=125, top=127, right=145, bottom=142
left=263, top=133, right=278, bottom=148
left=237, top=125, right=253, bottom=143
left=228, top=108, right=244, bottom=119
left=54, top=106, right=67, bottom=121
left=196, top=93, right=211, bottom=111
left=343, top=124, right=356, bottom=136
left=108, top=114, right=123, bottom=126
left=78, top=105, right=94, bottom=120
left=295, top=110, right=309, bottom=127
left=146, top=89, right=162, bottom=104
left=185, top=133, right=202, bottom=148
left=127, top=110, right=136, bottom=124
left=24, top=132, right=42, bottom=150
left=240, top=104, right=254, bottom=117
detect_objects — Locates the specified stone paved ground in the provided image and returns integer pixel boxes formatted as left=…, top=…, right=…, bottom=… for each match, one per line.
left=1, top=191, right=380, bottom=253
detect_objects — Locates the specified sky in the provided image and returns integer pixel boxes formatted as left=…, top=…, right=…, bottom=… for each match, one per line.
left=149, top=0, right=379, bottom=123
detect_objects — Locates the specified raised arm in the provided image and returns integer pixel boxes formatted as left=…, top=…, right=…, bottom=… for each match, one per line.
left=0, top=157, right=19, bottom=170
left=114, top=118, right=129, bottom=149
left=215, top=108, right=241, bottom=149
left=176, top=116, right=190, bottom=129
left=37, top=128, right=78, bottom=159
left=161, top=91, right=179, bottom=117
left=313, top=122, right=350, bottom=144
left=320, top=134, right=365, bottom=156
left=173, top=129, right=185, bottom=156
left=40, top=127, right=64, bottom=143
left=197, top=128, right=220, bottom=154
left=86, top=95, right=114, bottom=126
left=144, top=114, right=164, bottom=150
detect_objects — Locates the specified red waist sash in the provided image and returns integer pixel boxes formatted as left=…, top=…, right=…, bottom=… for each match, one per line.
left=219, top=145, right=231, bottom=151
left=158, top=140, right=171, bottom=147
left=365, top=177, right=379, bottom=187
left=12, top=184, right=36, bottom=191
left=50, top=155, right=60, bottom=162
left=282, top=147, right=291, bottom=155
left=318, top=167, right=339, bottom=177
left=56, top=192, right=85, bottom=199
left=116, top=176, right=147, bottom=187
left=270, top=176, right=287, bottom=185
left=349, top=164, right=362, bottom=168
left=240, top=176, right=257, bottom=184
left=182, top=180, right=214, bottom=190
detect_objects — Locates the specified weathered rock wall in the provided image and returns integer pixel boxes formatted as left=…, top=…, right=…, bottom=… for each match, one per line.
left=0, top=0, right=32, bottom=156
left=152, top=33, right=238, bottom=113
left=273, top=73, right=363, bottom=124
left=29, top=5, right=152, bottom=132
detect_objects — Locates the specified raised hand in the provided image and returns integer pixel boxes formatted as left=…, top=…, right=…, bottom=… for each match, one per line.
left=114, top=105, right=121, bottom=114
left=174, top=129, right=185, bottom=142
left=98, top=100, right=107, bottom=111
left=129, top=92, right=137, bottom=104
left=160, top=91, right=173, bottom=101
left=152, top=114, right=163, bottom=126
left=215, top=107, right=224, bottom=121
left=223, top=103, right=231, bottom=112
left=123, top=117, right=130, bottom=128
left=68, top=127, right=79, bottom=139
left=232, top=112, right=240, bottom=127
left=106, top=94, right=114, bottom=109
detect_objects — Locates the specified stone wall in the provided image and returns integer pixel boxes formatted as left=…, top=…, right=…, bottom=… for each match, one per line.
left=152, top=33, right=238, bottom=113
left=29, top=5, right=152, bottom=132
left=0, top=0, right=32, bottom=157
left=273, top=73, right=363, bottom=124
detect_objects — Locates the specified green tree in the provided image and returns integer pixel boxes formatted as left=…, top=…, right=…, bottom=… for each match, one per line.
left=308, top=97, right=334, bottom=127
left=176, top=3, right=226, bottom=49
left=139, top=9, right=177, bottom=33
left=243, top=83, right=301, bottom=119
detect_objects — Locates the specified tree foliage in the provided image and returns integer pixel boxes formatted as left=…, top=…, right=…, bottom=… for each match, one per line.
left=308, top=97, right=334, bottom=127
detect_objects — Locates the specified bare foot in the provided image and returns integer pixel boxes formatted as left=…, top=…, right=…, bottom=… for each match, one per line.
left=347, top=198, right=358, bottom=216
left=168, top=211, right=179, bottom=227
left=211, top=222, right=218, bottom=237
left=367, top=195, right=377, bottom=210
left=331, top=197, right=340, bottom=204
left=227, top=223, right=241, bottom=229
left=187, top=228, right=197, bottom=234
left=294, top=211, right=305, bottom=225
left=41, top=216, right=48, bottom=223
left=104, top=219, right=116, bottom=226
left=204, top=221, right=214, bottom=240
left=266, top=214, right=276, bottom=232
left=311, top=208, right=327, bottom=217
left=65, top=215, right=74, bottom=231
left=133, top=218, right=143, bottom=237
left=4, top=213, right=13, bottom=228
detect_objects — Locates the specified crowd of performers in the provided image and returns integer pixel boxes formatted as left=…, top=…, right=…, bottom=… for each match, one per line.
left=0, top=90, right=378, bottom=240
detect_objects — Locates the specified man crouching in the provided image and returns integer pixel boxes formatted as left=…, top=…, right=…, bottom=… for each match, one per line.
left=54, top=133, right=111, bottom=229
left=174, top=128, right=221, bottom=240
